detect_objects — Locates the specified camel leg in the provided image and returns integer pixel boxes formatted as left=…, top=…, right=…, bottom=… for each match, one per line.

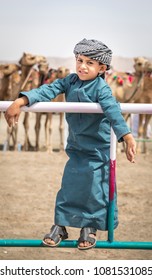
left=45, top=113, right=53, bottom=152
left=35, top=113, right=41, bottom=151
left=6, top=126, right=11, bottom=151
left=59, top=113, right=64, bottom=150
left=11, top=125, right=18, bottom=150
left=14, top=126, right=18, bottom=150
left=137, top=114, right=145, bottom=153
left=142, top=114, right=151, bottom=153
left=6, top=126, right=16, bottom=150
left=23, top=112, right=33, bottom=151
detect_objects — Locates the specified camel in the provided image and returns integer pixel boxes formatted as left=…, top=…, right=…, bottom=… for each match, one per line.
left=0, top=63, right=21, bottom=150
left=107, top=57, right=152, bottom=153
left=35, top=65, right=70, bottom=152
left=17, top=52, right=47, bottom=151
left=0, top=63, right=21, bottom=101
left=35, top=61, right=50, bottom=151
left=134, top=60, right=152, bottom=153
left=106, top=57, right=149, bottom=103
left=1, top=53, right=47, bottom=151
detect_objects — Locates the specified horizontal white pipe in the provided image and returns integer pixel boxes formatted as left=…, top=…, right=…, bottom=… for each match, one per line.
left=0, top=101, right=152, bottom=114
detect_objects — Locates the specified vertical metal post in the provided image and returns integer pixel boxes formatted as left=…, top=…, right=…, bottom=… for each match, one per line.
left=108, top=128, right=117, bottom=242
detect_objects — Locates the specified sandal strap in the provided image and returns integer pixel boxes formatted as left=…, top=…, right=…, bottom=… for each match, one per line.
left=78, top=227, right=97, bottom=244
left=44, top=225, right=68, bottom=243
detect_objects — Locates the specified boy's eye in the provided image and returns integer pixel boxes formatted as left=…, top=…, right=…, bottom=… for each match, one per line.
left=77, top=59, right=83, bottom=63
left=87, top=61, right=93, bottom=65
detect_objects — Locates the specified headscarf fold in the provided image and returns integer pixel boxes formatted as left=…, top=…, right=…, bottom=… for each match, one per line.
left=73, top=38, right=112, bottom=70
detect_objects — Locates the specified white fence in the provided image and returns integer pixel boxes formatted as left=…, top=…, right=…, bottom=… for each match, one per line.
left=0, top=101, right=152, bottom=114
left=0, top=101, right=152, bottom=157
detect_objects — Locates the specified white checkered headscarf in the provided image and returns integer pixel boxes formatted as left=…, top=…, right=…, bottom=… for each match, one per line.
left=73, top=38, right=112, bottom=70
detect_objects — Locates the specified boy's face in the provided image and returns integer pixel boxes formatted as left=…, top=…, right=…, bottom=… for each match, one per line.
left=76, top=55, right=106, bottom=81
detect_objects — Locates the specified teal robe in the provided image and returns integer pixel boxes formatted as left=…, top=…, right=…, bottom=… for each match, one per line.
left=20, top=74, right=130, bottom=230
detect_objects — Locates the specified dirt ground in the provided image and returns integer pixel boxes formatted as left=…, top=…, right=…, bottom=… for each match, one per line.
left=0, top=112, right=152, bottom=260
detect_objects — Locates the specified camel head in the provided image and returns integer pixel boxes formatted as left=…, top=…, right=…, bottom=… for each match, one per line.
left=46, top=68, right=57, bottom=83
left=0, top=64, right=20, bottom=76
left=133, top=57, right=149, bottom=75
left=19, top=53, right=37, bottom=66
left=36, top=55, right=47, bottom=64
left=57, top=67, right=70, bottom=79
left=144, top=60, right=152, bottom=74
left=38, top=62, right=49, bottom=75
left=19, top=53, right=47, bottom=67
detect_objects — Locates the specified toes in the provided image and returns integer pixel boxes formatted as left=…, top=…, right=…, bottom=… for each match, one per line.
left=78, top=233, right=96, bottom=249
left=79, top=242, right=85, bottom=247
left=78, top=241, right=92, bottom=248
left=84, top=241, right=92, bottom=247
left=44, top=238, right=55, bottom=245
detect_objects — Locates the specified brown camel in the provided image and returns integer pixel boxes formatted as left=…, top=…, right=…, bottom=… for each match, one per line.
left=18, top=52, right=47, bottom=151
left=35, top=65, right=70, bottom=152
left=0, top=63, right=20, bottom=101
left=0, top=63, right=21, bottom=150
left=106, top=57, right=148, bottom=103
left=134, top=60, right=152, bottom=153
left=35, top=61, right=50, bottom=151
left=107, top=57, right=152, bottom=153
left=1, top=53, right=47, bottom=151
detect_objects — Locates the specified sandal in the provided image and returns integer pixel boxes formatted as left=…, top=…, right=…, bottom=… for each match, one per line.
left=42, top=225, right=68, bottom=247
left=78, top=227, right=97, bottom=250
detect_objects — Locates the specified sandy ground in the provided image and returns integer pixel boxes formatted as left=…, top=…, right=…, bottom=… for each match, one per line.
left=0, top=112, right=152, bottom=260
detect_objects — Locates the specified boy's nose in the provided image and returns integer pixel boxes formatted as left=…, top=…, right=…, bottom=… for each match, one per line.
left=80, top=62, right=87, bottom=69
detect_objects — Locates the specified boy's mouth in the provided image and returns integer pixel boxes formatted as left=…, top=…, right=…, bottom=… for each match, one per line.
left=79, top=70, right=88, bottom=75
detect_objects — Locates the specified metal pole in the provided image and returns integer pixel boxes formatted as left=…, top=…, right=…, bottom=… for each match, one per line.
left=108, top=128, right=117, bottom=243
left=0, top=239, right=152, bottom=249
left=0, top=101, right=152, bottom=114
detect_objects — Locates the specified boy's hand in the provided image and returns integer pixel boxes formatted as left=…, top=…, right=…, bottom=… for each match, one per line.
left=4, top=101, right=21, bottom=127
left=123, top=133, right=136, bottom=163
left=4, top=96, right=29, bottom=127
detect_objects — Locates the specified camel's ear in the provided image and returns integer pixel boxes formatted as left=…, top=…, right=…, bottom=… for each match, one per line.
left=134, top=57, right=138, bottom=63
left=18, top=57, right=22, bottom=65
left=18, top=52, right=26, bottom=64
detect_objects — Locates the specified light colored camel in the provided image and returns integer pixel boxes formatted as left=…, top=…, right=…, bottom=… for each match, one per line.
left=0, top=63, right=20, bottom=101
left=106, top=57, right=148, bottom=103
left=35, top=62, right=50, bottom=151
left=1, top=53, right=47, bottom=151
left=134, top=60, right=152, bottom=153
left=35, top=65, right=70, bottom=152
left=18, top=52, right=47, bottom=151
left=107, top=57, right=152, bottom=153
left=0, top=63, right=21, bottom=150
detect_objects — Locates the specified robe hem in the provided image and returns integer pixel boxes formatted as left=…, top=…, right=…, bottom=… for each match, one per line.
left=55, top=214, right=118, bottom=231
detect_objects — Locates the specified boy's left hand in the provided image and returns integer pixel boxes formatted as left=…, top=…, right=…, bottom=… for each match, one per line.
left=123, top=133, right=136, bottom=163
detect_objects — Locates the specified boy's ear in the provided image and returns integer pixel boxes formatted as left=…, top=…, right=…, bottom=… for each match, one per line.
left=99, top=64, right=107, bottom=72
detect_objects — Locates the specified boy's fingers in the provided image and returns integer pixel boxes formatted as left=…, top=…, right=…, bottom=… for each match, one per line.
left=14, top=114, right=19, bottom=124
left=8, top=118, right=13, bottom=127
left=126, top=148, right=135, bottom=163
left=129, top=150, right=136, bottom=163
left=7, top=116, right=14, bottom=127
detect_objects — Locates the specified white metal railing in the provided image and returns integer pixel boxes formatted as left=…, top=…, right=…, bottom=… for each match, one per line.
left=0, top=101, right=152, bottom=114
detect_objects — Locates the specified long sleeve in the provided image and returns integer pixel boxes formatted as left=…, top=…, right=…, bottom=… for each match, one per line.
left=19, top=77, right=68, bottom=106
left=98, top=84, right=130, bottom=142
